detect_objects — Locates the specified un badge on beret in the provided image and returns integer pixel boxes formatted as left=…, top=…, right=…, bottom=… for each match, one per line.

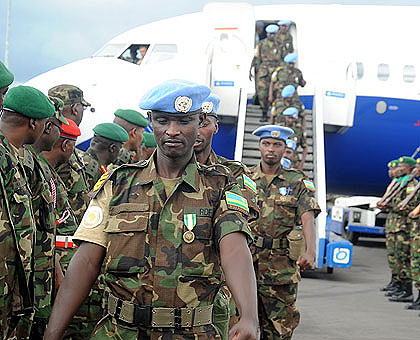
left=175, top=96, right=193, bottom=113
left=201, top=102, right=214, bottom=114
left=271, top=131, right=281, bottom=138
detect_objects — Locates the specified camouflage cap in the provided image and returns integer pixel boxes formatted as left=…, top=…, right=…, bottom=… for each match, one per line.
left=0, top=60, right=14, bottom=88
left=48, top=84, right=91, bottom=107
left=48, top=96, right=69, bottom=125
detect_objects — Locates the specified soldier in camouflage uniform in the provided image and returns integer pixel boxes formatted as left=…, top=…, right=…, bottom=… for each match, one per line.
left=83, top=123, right=129, bottom=190
left=48, top=85, right=91, bottom=224
left=250, top=125, right=320, bottom=340
left=0, top=61, right=13, bottom=110
left=283, top=139, right=297, bottom=169
left=275, top=21, right=294, bottom=58
left=141, top=131, right=157, bottom=160
left=194, top=94, right=260, bottom=338
left=379, top=160, right=401, bottom=293
left=0, top=85, right=55, bottom=338
left=112, top=109, right=149, bottom=166
left=383, top=157, right=418, bottom=302
left=249, top=24, right=283, bottom=122
left=44, top=80, right=259, bottom=340
left=270, top=85, right=305, bottom=128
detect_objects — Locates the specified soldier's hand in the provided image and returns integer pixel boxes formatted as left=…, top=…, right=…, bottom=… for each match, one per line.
left=268, top=95, right=273, bottom=103
left=296, top=251, right=315, bottom=271
left=229, top=317, right=259, bottom=340
left=409, top=210, right=419, bottom=219
left=398, top=202, right=407, bottom=210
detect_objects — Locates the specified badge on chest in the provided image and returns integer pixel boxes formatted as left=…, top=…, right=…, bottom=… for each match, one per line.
left=183, top=213, right=197, bottom=243
left=278, top=187, right=291, bottom=202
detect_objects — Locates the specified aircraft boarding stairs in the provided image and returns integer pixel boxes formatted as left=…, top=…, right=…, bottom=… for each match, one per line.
left=241, top=104, right=314, bottom=181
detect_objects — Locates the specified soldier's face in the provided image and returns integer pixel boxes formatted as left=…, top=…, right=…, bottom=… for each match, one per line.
left=267, top=33, right=276, bottom=41
left=287, top=62, right=294, bottom=70
left=150, top=112, right=200, bottom=159
left=194, top=116, right=218, bottom=155
left=259, top=138, right=285, bottom=166
left=412, top=164, right=420, bottom=177
left=285, top=116, right=295, bottom=126
left=279, top=25, right=288, bottom=33
left=398, top=163, right=412, bottom=176
left=0, top=87, right=8, bottom=110
left=283, top=147, right=294, bottom=160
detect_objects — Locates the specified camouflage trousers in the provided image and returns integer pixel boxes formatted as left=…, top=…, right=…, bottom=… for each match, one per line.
left=91, top=316, right=221, bottom=340
left=258, top=283, right=300, bottom=340
left=385, top=231, right=397, bottom=277
left=256, top=64, right=277, bottom=107
left=411, top=222, right=420, bottom=289
left=6, top=313, right=33, bottom=340
left=389, top=230, right=412, bottom=283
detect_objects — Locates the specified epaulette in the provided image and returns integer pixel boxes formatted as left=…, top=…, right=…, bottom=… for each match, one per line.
left=84, top=157, right=100, bottom=179
left=23, top=148, right=35, bottom=172
left=198, top=163, right=230, bottom=177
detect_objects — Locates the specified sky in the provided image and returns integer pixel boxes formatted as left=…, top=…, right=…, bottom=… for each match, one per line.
left=1, top=0, right=420, bottom=83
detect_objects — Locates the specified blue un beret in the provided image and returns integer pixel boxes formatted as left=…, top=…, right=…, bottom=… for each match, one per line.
left=202, top=94, right=220, bottom=116
left=281, top=158, right=292, bottom=168
left=278, top=20, right=291, bottom=26
left=265, top=24, right=279, bottom=33
left=281, top=85, right=296, bottom=98
left=283, top=107, right=298, bottom=118
left=284, top=53, right=297, bottom=63
left=286, top=139, right=297, bottom=150
left=252, top=124, right=294, bottom=142
left=139, top=79, right=210, bottom=115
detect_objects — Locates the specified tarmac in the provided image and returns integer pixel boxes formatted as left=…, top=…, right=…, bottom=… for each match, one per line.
left=294, top=237, right=419, bottom=340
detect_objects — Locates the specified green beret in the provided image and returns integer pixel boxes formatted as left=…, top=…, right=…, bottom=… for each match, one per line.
left=142, top=132, right=157, bottom=147
left=4, top=85, right=55, bottom=119
left=93, top=123, right=129, bottom=143
left=398, top=156, right=416, bottom=166
left=0, top=60, right=14, bottom=88
left=114, top=109, right=148, bottom=128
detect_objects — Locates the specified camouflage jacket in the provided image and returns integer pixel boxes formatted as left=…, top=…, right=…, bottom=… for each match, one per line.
left=274, top=31, right=294, bottom=58
left=249, top=163, right=320, bottom=285
left=74, top=155, right=252, bottom=336
left=391, top=178, right=419, bottom=233
left=272, top=66, right=304, bottom=97
left=272, top=95, right=305, bottom=121
left=206, top=150, right=259, bottom=221
left=255, top=39, right=284, bottom=66
left=56, top=149, right=90, bottom=224
left=288, top=121, right=307, bottom=149
left=0, top=132, right=35, bottom=333
left=20, top=146, right=56, bottom=318
left=112, top=146, right=136, bottom=167
left=83, top=149, right=106, bottom=191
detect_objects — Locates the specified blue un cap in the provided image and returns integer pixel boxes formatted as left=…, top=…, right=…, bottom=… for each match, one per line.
left=252, top=124, right=294, bottom=142
left=281, top=158, right=291, bottom=168
left=265, top=24, right=279, bottom=33
left=277, top=20, right=291, bottom=26
left=286, top=139, right=296, bottom=150
left=139, top=79, right=210, bottom=115
left=283, top=107, right=298, bottom=118
left=284, top=52, right=297, bottom=63
left=281, top=85, right=296, bottom=98
left=201, top=93, right=220, bottom=117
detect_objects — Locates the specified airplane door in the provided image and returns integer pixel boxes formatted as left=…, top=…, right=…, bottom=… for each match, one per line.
left=203, top=3, right=255, bottom=118
left=321, top=61, right=358, bottom=132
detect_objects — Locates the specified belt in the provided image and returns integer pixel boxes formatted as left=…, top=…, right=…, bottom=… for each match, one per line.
left=108, top=293, right=213, bottom=329
left=253, top=235, right=288, bottom=249
left=56, top=235, right=77, bottom=249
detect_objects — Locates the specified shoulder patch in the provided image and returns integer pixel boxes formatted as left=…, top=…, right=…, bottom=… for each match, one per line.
left=23, top=148, right=34, bottom=171
left=89, top=170, right=113, bottom=198
left=303, top=179, right=315, bottom=191
left=242, top=174, right=257, bottom=194
left=225, top=191, right=249, bottom=215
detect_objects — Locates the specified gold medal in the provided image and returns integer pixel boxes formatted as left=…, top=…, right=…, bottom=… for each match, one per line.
left=183, top=230, right=195, bottom=243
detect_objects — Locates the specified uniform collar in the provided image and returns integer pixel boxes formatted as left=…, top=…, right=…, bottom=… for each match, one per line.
left=251, top=162, right=286, bottom=182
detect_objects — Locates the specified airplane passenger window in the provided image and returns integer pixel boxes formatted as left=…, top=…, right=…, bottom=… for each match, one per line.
left=403, top=65, right=416, bottom=83
left=118, top=44, right=150, bottom=65
left=145, top=44, right=178, bottom=64
left=94, top=44, right=126, bottom=57
left=378, top=64, right=390, bottom=81
left=356, top=62, right=364, bottom=79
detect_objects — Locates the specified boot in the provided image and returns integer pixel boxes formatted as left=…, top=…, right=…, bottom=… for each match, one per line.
left=380, top=277, right=397, bottom=291
left=389, top=282, right=413, bottom=302
left=384, top=281, right=402, bottom=297
left=405, top=290, right=420, bottom=310
left=260, top=110, right=268, bottom=122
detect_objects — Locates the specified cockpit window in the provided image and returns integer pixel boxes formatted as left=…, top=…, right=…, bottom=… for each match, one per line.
left=94, top=44, right=126, bottom=57
left=118, top=44, right=150, bottom=65
left=144, top=44, right=178, bottom=64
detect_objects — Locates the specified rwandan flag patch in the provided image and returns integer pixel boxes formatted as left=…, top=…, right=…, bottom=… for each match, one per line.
left=243, top=174, right=257, bottom=194
left=225, top=191, right=249, bottom=215
left=303, top=180, right=315, bottom=191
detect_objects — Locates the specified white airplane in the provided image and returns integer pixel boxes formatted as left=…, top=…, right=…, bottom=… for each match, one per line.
left=25, top=2, right=420, bottom=271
